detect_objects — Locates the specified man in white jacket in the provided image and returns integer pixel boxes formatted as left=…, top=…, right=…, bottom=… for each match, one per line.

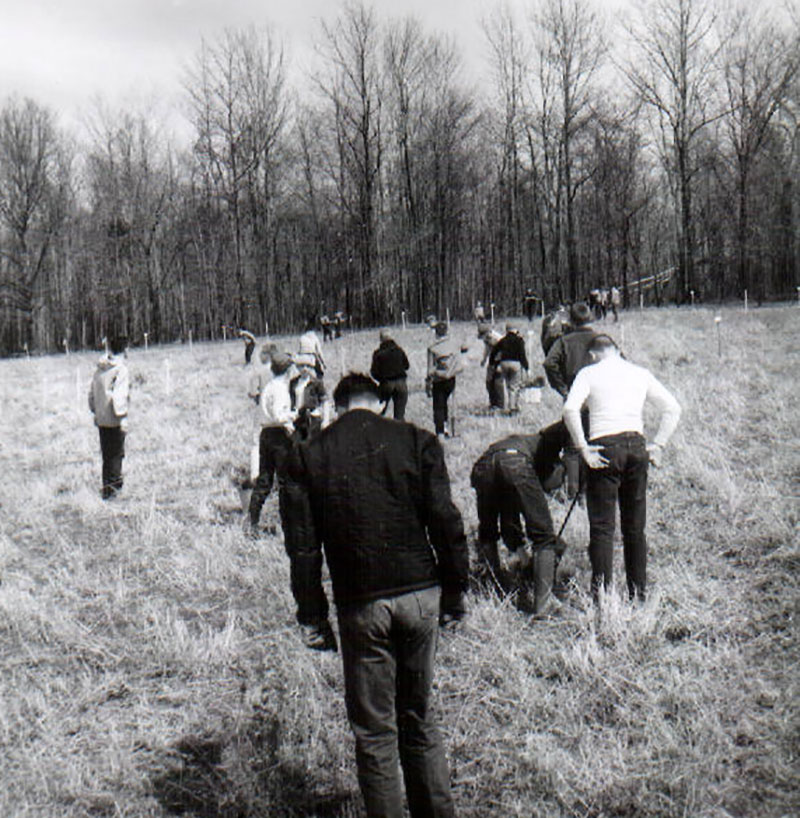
left=88, top=336, right=130, bottom=499
left=563, top=334, right=681, bottom=601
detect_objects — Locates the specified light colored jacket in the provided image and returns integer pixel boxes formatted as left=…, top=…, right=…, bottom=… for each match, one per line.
left=88, top=354, right=130, bottom=428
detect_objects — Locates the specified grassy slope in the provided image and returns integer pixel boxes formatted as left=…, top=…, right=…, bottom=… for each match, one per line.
left=0, top=306, right=797, bottom=817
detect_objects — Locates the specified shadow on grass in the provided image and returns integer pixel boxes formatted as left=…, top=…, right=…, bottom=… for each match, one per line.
left=151, top=717, right=359, bottom=818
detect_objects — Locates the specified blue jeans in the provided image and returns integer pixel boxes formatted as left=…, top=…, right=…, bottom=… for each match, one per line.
left=586, top=432, right=649, bottom=600
left=337, top=587, right=455, bottom=818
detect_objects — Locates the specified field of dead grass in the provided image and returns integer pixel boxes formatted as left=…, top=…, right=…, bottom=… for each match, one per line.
left=0, top=304, right=798, bottom=817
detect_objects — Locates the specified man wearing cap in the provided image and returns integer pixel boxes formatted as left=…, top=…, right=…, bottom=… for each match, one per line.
left=370, top=329, right=410, bottom=420
left=544, top=302, right=598, bottom=497
left=282, top=373, right=468, bottom=818
left=248, top=350, right=297, bottom=531
left=470, top=422, right=570, bottom=615
left=488, top=322, right=529, bottom=413
left=563, top=334, right=681, bottom=601
left=426, top=321, right=462, bottom=438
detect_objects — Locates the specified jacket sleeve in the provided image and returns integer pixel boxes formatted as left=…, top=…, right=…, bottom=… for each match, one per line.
left=402, top=348, right=409, bottom=372
left=282, top=445, right=330, bottom=625
left=370, top=350, right=380, bottom=381
left=518, top=336, right=529, bottom=371
left=419, top=434, right=469, bottom=595
left=112, top=366, right=130, bottom=417
left=544, top=339, right=567, bottom=398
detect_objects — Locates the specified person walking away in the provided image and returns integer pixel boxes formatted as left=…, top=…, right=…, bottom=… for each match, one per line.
left=473, top=301, right=485, bottom=324
left=282, top=373, right=469, bottom=818
left=488, top=322, right=529, bottom=414
left=470, top=422, right=570, bottom=615
left=248, top=352, right=297, bottom=532
left=477, top=323, right=504, bottom=410
left=88, top=335, right=130, bottom=499
left=540, top=306, right=571, bottom=356
left=524, top=288, right=538, bottom=322
left=563, top=335, right=681, bottom=602
left=239, top=329, right=257, bottom=364
left=544, top=302, right=597, bottom=498
left=610, top=285, right=621, bottom=322
left=320, top=314, right=333, bottom=342
left=426, top=322, right=463, bottom=438
left=296, top=317, right=326, bottom=379
left=370, top=329, right=410, bottom=420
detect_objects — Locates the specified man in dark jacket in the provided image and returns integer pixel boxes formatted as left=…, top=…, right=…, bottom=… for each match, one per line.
left=489, top=322, right=529, bottom=413
left=370, top=328, right=410, bottom=420
left=543, top=302, right=597, bottom=497
left=282, top=373, right=468, bottom=818
left=470, top=422, right=569, bottom=615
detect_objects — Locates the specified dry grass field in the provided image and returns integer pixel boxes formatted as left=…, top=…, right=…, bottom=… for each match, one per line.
left=1, top=305, right=798, bottom=817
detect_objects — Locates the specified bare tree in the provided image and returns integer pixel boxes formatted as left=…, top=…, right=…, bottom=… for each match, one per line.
left=532, top=0, right=606, bottom=301
left=623, top=0, right=727, bottom=301
left=721, top=3, right=800, bottom=300
left=184, top=25, right=287, bottom=329
left=315, top=1, right=384, bottom=323
left=0, top=97, right=62, bottom=349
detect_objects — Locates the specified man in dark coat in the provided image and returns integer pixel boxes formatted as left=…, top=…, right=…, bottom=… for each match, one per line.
left=282, top=373, right=468, bottom=818
left=470, top=422, right=569, bottom=615
left=370, top=328, right=410, bottom=420
left=543, top=302, right=598, bottom=497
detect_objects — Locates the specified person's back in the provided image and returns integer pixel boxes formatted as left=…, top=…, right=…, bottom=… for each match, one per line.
left=90, top=353, right=129, bottom=428
left=289, top=408, right=462, bottom=607
left=282, top=373, right=467, bottom=818
left=544, top=302, right=596, bottom=398
left=370, top=336, right=409, bottom=383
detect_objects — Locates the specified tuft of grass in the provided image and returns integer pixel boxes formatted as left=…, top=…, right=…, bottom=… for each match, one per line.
left=1, top=307, right=798, bottom=816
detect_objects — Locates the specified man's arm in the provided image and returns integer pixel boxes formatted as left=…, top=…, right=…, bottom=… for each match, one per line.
left=645, top=374, right=682, bottom=465
left=563, top=372, right=608, bottom=469
left=543, top=338, right=568, bottom=397
left=419, top=434, right=469, bottom=620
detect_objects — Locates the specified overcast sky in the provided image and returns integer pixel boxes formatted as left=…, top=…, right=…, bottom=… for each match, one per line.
left=0, top=0, right=513, bottom=142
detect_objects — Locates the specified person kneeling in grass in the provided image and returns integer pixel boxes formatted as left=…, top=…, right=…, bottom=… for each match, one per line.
left=563, top=334, right=681, bottom=602
left=470, top=421, right=570, bottom=616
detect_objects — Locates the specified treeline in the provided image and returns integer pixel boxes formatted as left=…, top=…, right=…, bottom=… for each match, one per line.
left=0, top=0, right=798, bottom=354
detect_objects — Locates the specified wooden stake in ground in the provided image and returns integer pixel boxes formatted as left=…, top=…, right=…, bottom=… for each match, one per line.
left=714, top=315, right=722, bottom=357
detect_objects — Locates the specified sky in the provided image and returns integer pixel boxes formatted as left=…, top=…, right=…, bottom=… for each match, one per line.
left=0, top=0, right=500, bottom=143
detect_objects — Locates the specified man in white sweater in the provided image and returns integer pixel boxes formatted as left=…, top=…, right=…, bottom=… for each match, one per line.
left=563, top=334, right=681, bottom=601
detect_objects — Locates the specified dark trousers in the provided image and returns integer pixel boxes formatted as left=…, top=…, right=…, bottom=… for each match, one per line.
left=338, top=587, right=455, bottom=818
left=98, top=426, right=126, bottom=498
left=249, top=426, right=293, bottom=526
left=379, top=378, right=408, bottom=420
left=471, top=451, right=555, bottom=552
left=586, top=432, right=649, bottom=600
left=431, top=378, right=455, bottom=435
left=486, top=368, right=504, bottom=409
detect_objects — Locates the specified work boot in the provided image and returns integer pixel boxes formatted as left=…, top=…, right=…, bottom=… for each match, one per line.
left=476, top=540, right=508, bottom=593
left=531, top=547, right=557, bottom=616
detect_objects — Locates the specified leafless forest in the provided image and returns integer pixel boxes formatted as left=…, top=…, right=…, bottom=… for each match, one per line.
left=1, top=0, right=798, bottom=354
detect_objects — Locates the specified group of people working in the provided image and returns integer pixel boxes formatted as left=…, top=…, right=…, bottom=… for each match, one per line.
left=87, top=304, right=680, bottom=818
